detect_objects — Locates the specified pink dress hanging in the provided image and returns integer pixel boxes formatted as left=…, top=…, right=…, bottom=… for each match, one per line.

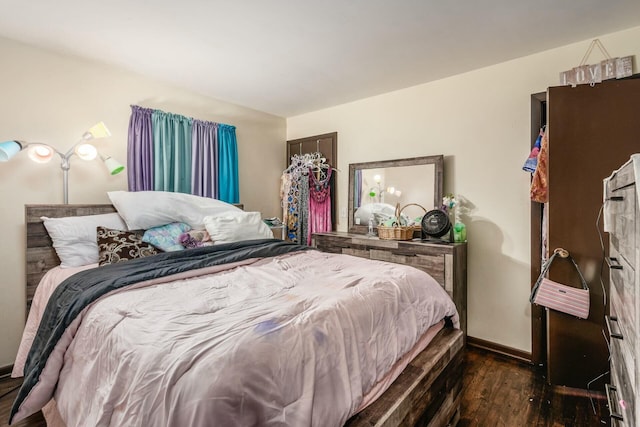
left=308, top=167, right=332, bottom=245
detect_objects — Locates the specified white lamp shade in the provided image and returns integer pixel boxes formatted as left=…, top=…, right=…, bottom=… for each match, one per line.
left=28, top=145, right=55, bottom=163
left=0, top=140, right=22, bottom=161
left=103, top=156, right=125, bottom=175
left=83, top=122, right=111, bottom=140
left=75, top=143, right=98, bottom=160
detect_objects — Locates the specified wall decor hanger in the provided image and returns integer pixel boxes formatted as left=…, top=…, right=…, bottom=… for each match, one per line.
left=559, top=38, right=633, bottom=87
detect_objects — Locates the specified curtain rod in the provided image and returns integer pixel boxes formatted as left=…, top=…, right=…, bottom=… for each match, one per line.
left=130, top=105, right=235, bottom=129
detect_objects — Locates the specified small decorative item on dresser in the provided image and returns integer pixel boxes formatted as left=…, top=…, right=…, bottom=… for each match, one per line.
left=377, top=203, right=424, bottom=240
left=421, top=209, right=451, bottom=240
left=453, top=222, right=467, bottom=243
left=442, top=193, right=467, bottom=243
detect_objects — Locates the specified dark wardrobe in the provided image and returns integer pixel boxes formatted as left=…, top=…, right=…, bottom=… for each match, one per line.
left=532, top=77, right=640, bottom=388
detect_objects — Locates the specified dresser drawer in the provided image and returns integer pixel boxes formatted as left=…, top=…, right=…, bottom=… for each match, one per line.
left=607, top=158, right=636, bottom=191
left=609, top=185, right=636, bottom=267
left=609, top=299, right=636, bottom=396
left=609, top=353, right=636, bottom=427
left=610, top=321, right=636, bottom=404
left=610, top=249, right=637, bottom=346
left=368, top=249, right=446, bottom=286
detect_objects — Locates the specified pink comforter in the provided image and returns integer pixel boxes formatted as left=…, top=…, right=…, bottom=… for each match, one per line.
left=14, top=250, right=458, bottom=427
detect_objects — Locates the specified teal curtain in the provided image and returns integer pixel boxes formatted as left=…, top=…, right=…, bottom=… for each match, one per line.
left=152, top=111, right=193, bottom=194
left=217, top=124, right=239, bottom=203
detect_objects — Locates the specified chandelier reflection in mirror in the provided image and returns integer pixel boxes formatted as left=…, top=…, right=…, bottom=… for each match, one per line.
left=0, top=122, right=124, bottom=203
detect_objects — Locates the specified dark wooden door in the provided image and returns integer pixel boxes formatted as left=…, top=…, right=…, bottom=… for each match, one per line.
left=286, top=132, right=338, bottom=230
left=545, top=78, right=640, bottom=387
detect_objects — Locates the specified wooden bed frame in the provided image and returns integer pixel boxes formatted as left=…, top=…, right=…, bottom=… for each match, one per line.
left=24, top=204, right=464, bottom=427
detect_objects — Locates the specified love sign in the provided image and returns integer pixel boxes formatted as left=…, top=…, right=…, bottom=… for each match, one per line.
left=559, top=56, right=633, bottom=87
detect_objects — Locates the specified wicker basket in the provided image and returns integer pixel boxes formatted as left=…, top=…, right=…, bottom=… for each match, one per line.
left=377, top=203, right=426, bottom=240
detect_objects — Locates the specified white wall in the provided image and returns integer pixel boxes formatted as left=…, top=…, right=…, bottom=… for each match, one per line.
left=287, top=26, right=640, bottom=353
left=0, top=37, right=286, bottom=367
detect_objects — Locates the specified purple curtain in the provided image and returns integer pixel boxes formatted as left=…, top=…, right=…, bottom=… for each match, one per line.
left=127, top=105, right=154, bottom=191
left=191, top=120, right=218, bottom=198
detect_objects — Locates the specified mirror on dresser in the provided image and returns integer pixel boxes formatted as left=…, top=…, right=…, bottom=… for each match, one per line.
left=348, top=155, right=444, bottom=234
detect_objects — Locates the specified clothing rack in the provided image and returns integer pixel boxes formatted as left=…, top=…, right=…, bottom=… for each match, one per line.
left=281, top=151, right=334, bottom=245
left=285, top=152, right=335, bottom=180
left=297, top=139, right=323, bottom=155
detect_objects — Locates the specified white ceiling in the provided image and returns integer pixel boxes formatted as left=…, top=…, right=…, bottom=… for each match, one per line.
left=1, top=0, right=640, bottom=118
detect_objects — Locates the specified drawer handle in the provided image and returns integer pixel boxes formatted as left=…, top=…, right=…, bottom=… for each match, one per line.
left=605, top=315, right=624, bottom=340
left=606, top=257, right=623, bottom=270
left=605, top=384, right=624, bottom=421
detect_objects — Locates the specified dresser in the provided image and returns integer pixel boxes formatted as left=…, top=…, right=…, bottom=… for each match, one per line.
left=605, top=154, right=640, bottom=426
left=312, top=232, right=467, bottom=335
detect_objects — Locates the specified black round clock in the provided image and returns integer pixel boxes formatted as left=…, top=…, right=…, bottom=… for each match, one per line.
left=421, top=209, right=451, bottom=238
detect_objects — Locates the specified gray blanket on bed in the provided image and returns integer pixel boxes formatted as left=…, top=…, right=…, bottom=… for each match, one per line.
left=10, top=238, right=308, bottom=423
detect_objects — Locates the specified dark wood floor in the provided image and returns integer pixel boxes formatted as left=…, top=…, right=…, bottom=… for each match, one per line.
left=0, top=346, right=609, bottom=427
left=460, top=346, right=609, bottom=426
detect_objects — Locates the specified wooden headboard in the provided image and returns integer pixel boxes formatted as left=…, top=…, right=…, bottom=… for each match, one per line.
left=25, top=202, right=244, bottom=314
left=25, top=204, right=116, bottom=313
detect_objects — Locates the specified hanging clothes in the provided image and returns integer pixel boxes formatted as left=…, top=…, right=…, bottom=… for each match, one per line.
left=282, top=154, right=308, bottom=243
left=530, top=128, right=549, bottom=203
left=523, top=127, right=545, bottom=173
left=280, top=173, right=292, bottom=232
left=281, top=152, right=333, bottom=245
left=308, top=167, right=333, bottom=245
left=299, top=170, right=310, bottom=245
left=284, top=170, right=302, bottom=243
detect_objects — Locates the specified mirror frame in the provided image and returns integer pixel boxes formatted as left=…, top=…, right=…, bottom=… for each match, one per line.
left=348, top=155, right=444, bottom=234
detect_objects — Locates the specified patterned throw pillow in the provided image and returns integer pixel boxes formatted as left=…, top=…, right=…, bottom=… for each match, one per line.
left=97, top=227, right=159, bottom=266
left=142, top=222, right=191, bottom=252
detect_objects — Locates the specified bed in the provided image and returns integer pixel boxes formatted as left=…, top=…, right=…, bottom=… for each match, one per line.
left=12, top=199, right=464, bottom=427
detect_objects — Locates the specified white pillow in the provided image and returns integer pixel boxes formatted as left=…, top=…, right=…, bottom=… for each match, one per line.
left=42, top=213, right=127, bottom=268
left=108, top=191, right=242, bottom=230
left=204, top=212, right=274, bottom=244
